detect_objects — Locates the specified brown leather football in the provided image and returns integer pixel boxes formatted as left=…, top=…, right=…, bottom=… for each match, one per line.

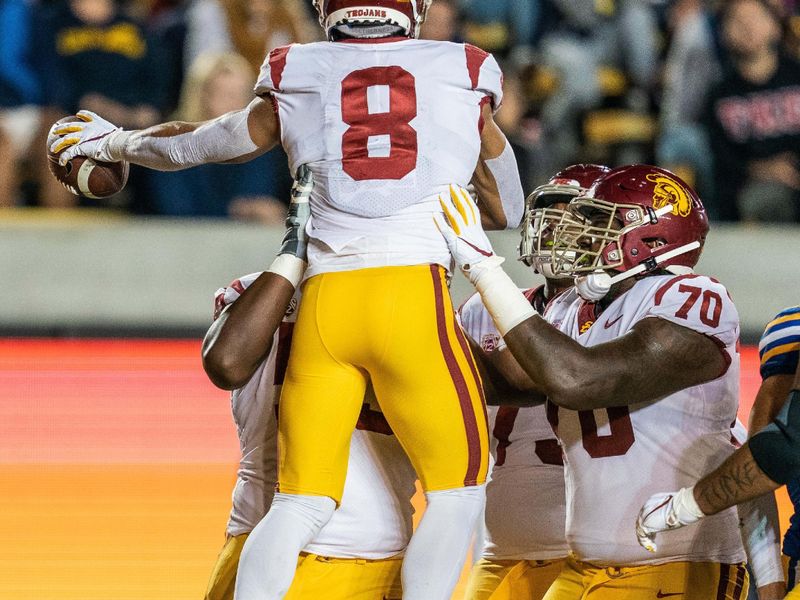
left=47, top=116, right=129, bottom=199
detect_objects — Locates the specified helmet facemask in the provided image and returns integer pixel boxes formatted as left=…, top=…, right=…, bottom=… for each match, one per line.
left=519, top=184, right=584, bottom=279
left=550, top=198, right=652, bottom=276
left=548, top=197, right=700, bottom=300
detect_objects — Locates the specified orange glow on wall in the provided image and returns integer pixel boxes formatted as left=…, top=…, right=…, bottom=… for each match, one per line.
left=0, top=340, right=783, bottom=599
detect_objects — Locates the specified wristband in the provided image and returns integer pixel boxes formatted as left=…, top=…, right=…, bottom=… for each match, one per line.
left=267, top=254, right=306, bottom=288
left=672, top=486, right=705, bottom=523
left=468, top=256, right=537, bottom=336
left=104, top=129, right=132, bottom=162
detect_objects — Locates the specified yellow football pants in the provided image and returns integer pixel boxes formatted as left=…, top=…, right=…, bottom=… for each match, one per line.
left=205, top=534, right=247, bottom=600
left=279, top=265, right=489, bottom=502
left=204, top=534, right=403, bottom=600
left=542, top=556, right=749, bottom=600
left=465, top=557, right=566, bottom=600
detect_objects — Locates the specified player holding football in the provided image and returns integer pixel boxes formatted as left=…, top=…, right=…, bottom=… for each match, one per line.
left=637, top=306, right=800, bottom=598
left=201, top=169, right=416, bottom=600
left=436, top=165, right=752, bottom=598
left=460, top=165, right=609, bottom=600
left=48, top=2, right=525, bottom=598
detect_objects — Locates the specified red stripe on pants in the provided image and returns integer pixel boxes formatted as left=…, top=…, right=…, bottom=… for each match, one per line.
left=430, top=265, right=481, bottom=486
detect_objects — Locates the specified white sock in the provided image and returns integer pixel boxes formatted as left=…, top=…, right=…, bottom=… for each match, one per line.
left=233, top=493, right=336, bottom=600
left=401, top=485, right=486, bottom=600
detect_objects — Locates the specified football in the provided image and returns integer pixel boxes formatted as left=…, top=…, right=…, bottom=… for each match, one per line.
left=47, top=116, right=129, bottom=199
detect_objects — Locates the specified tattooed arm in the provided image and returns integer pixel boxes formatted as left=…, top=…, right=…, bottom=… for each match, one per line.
left=693, top=363, right=800, bottom=514
left=637, top=361, right=800, bottom=553
left=693, top=442, right=780, bottom=515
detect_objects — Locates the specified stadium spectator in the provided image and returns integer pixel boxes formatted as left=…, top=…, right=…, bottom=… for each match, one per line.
left=537, top=0, right=660, bottom=168
left=143, top=0, right=188, bottom=117
left=0, top=0, right=40, bottom=207
left=705, top=0, right=800, bottom=222
left=33, top=0, right=167, bottom=207
left=142, top=52, right=292, bottom=220
left=458, top=0, right=538, bottom=61
left=656, top=0, right=721, bottom=207
left=183, top=0, right=317, bottom=75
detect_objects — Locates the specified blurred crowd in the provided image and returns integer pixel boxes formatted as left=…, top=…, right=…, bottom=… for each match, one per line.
left=2, top=0, right=800, bottom=224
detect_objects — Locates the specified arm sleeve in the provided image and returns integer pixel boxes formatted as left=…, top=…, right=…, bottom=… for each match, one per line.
left=738, top=492, right=785, bottom=587
left=749, top=389, right=800, bottom=485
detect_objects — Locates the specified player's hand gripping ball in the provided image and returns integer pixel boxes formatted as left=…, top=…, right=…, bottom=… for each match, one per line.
left=47, top=111, right=129, bottom=199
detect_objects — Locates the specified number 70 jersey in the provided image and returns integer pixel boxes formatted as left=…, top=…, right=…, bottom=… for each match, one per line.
left=255, top=39, right=503, bottom=273
left=543, top=275, right=746, bottom=566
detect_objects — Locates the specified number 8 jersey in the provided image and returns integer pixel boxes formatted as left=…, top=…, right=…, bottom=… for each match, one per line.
left=543, top=274, right=746, bottom=566
left=254, top=39, right=503, bottom=276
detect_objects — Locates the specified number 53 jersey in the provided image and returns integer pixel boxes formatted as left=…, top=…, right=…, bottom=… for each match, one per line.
left=254, top=39, right=503, bottom=276
left=542, top=274, right=746, bottom=566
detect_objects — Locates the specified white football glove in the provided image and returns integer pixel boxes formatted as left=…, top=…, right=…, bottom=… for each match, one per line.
left=49, top=110, right=123, bottom=165
left=635, top=487, right=706, bottom=553
left=434, top=184, right=502, bottom=280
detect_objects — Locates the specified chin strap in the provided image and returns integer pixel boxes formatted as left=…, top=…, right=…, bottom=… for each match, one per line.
left=575, top=241, right=701, bottom=301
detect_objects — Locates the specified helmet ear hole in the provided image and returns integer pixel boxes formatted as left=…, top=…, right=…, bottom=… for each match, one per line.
left=642, top=237, right=667, bottom=249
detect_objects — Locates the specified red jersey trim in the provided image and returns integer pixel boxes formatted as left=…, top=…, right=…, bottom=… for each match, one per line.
left=478, top=95, right=491, bottom=134
left=268, top=45, right=292, bottom=91
left=465, top=43, right=489, bottom=90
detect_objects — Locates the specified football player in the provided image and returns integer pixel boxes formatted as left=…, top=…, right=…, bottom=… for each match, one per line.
left=48, top=3, right=526, bottom=598
left=460, top=165, right=610, bottom=600
left=637, top=306, right=800, bottom=598
left=201, top=169, right=416, bottom=600
left=436, top=165, right=753, bottom=599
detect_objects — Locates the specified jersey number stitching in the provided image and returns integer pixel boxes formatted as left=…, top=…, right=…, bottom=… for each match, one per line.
left=675, top=284, right=722, bottom=328
left=579, top=407, right=635, bottom=458
left=494, top=406, right=563, bottom=467
left=341, top=66, right=418, bottom=181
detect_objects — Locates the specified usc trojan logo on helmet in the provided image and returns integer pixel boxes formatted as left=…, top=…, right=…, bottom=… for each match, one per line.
left=646, top=173, right=692, bottom=217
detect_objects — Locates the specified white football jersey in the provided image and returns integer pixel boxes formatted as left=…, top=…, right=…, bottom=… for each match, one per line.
left=542, top=274, right=745, bottom=565
left=254, top=39, right=503, bottom=276
left=459, top=290, right=568, bottom=561
left=217, top=274, right=417, bottom=559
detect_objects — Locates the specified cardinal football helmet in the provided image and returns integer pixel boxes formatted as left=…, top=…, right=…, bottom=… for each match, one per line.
left=550, top=164, right=709, bottom=300
left=519, top=164, right=611, bottom=279
left=313, top=0, right=432, bottom=40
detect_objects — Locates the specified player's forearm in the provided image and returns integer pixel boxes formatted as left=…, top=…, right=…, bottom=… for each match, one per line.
left=693, top=443, right=781, bottom=516
left=749, top=375, right=795, bottom=433
left=505, top=315, right=727, bottom=411
left=503, top=316, right=614, bottom=408
left=202, top=272, right=295, bottom=390
left=105, top=109, right=263, bottom=171
left=473, top=110, right=524, bottom=230
left=468, top=338, right=545, bottom=406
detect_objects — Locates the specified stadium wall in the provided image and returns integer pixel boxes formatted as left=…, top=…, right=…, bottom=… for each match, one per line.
left=2, top=213, right=798, bottom=340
